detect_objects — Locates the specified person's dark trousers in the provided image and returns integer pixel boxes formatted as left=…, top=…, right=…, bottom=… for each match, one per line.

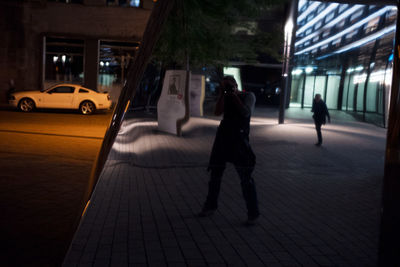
left=204, top=165, right=225, bottom=211
left=235, top=165, right=259, bottom=218
left=314, top=120, right=322, bottom=145
left=204, top=164, right=259, bottom=218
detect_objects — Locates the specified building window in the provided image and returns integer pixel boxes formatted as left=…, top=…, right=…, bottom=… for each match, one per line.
left=364, top=17, right=380, bottom=34
left=350, top=9, right=364, bottom=22
left=305, top=28, right=312, bottom=35
left=98, top=40, right=139, bottom=94
left=345, top=30, right=358, bottom=40
left=314, top=21, right=322, bottom=30
left=336, top=19, right=346, bottom=29
left=45, top=37, right=84, bottom=88
left=338, top=4, right=349, bottom=13
left=317, top=4, right=325, bottom=13
left=332, top=38, right=341, bottom=47
left=300, top=5, right=307, bottom=13
left=116, top=0, right=141, bottom=7
left=307, top=13, right=315, bottom=22
left=129, top=0, right=140, bottom=7
left=304, top=41, right=310, bottom=46
left=385, top=8, right=397, bottom=25
left=320, top=44, right=329, bottom=52
left=313, top=36, right=320, bottom=43
left=322, top=30, right=330, bottom=38
left=325, top=12, right=335, bottom=23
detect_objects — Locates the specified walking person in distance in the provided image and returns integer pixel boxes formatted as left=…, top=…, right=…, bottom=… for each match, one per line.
left=311, top=93, right=330, bottom=147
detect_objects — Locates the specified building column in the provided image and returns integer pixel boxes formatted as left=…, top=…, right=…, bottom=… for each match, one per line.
left=378, top=3, right=400, bottom=265
left=362, top=39, right=380, bottom=121
left=279, top=0, right=298, bottom=123
left=337, top=57, right=348, bottom=110
left=84, top=39, right=99, bottom=91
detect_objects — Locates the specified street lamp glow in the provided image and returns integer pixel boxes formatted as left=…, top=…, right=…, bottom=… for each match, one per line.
left=61, top=55, right=66, bottom=63
left=100, top=61, right=104, bottom=67
left=285, top=19, right=294, bottom=34
left=105, top=62, right=110, bottom=66
left=347, top=68, right=354, bottom=73
left=53, top=56, right=58, bottom=63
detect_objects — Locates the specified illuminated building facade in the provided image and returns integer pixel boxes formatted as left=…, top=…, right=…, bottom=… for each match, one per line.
left=0, top=0, right=154, bottom=104
left=290, top=0, right=397, bottom=127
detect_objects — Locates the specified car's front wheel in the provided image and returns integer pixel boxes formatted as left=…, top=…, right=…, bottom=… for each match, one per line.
left=18, top=98, right=35, bottom=112
left=80, top=101, right=95, bottom=115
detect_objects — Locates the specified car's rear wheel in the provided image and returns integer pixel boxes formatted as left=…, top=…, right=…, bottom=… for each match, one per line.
left=80, top=101, right=95, bottom=115
left=18, top=98, right=35, bottom=112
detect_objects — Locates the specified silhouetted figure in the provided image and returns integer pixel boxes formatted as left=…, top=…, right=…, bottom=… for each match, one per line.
left=311, top=94, right=330, bottom=147
left=199, top=76, right=259, bottom=225
left=7, top=79, right=15, bottom=100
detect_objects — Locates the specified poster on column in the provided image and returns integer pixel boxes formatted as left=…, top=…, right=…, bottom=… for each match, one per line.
left=190, top=75, right=205, bottom=117
left=157, top=70, right=189, bottom=135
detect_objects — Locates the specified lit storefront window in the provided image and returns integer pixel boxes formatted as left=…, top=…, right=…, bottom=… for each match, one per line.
left=98, top=40, right=139, bottom=102
left=44, top=37, right=84, bottom=89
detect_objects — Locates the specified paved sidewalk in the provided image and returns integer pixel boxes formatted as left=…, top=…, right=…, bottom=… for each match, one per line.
left=64, top=107, right=386, bottom=266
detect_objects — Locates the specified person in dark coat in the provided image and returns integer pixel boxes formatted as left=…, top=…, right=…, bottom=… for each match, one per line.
left=199, top=76, right=259, bottom=225
left=311, top=94, right=330, bottom=146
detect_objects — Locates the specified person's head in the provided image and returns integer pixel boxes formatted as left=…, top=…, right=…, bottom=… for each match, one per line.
left=221, top=76, right=238, bottom=93
left=314, top=94, right=321, bottom=102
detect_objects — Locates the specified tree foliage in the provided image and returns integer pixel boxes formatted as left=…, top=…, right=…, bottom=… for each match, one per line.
left=153, top=0, right=286, bottom=68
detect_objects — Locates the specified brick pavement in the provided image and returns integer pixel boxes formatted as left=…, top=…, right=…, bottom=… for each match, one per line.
left=63, top=107, right=386, bottom=266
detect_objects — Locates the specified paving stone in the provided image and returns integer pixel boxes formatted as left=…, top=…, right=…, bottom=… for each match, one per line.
left=64, top=109, right=385, bottom=266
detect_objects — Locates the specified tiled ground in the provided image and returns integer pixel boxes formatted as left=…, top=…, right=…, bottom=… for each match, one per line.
left=64, top=108, right=387, bottom=266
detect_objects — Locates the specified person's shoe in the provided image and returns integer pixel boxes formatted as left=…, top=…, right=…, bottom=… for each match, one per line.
left=244, top=215, right=259, bottom=226
left=314, top=142, right=322, bottom=147
left=197, top=209, right=215, bottom=217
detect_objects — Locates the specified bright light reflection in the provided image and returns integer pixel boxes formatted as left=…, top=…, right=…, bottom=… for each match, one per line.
left=305, top=67, right=314, bottom=73
left=353, top=69, right=393, bottom=85
left=285, top=19, right=294, bottom=34
left=292, top=69, right=303, bottom=75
